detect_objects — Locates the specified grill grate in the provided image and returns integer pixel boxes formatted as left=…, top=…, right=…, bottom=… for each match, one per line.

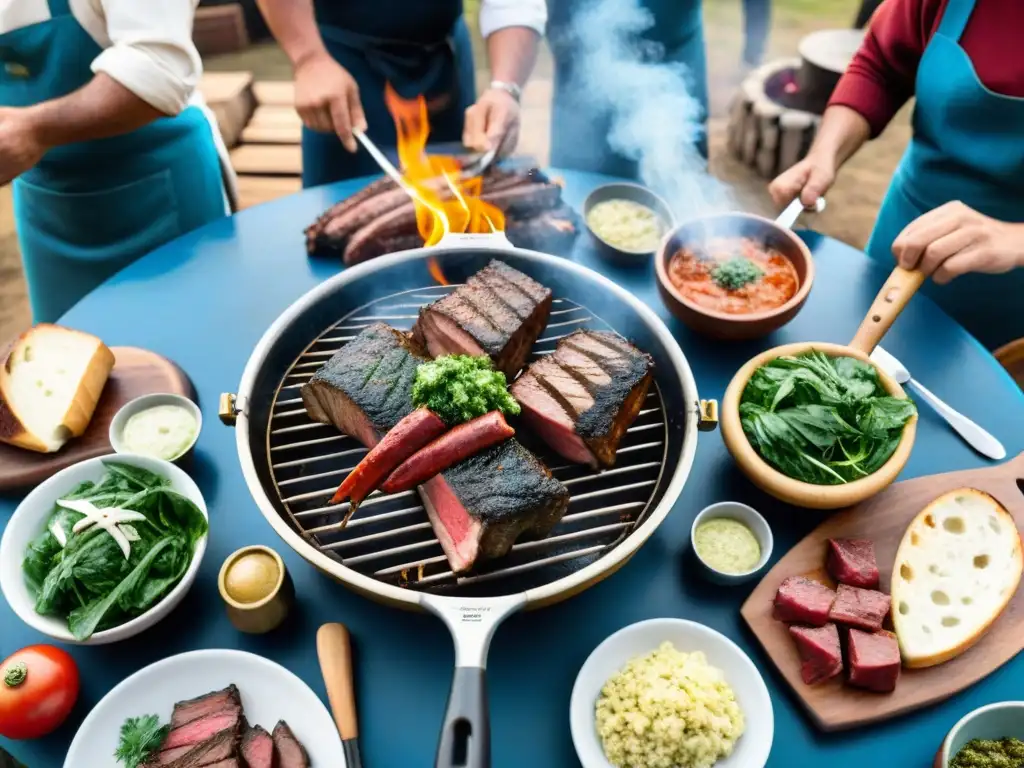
left=264, top=285, right=669, bottom=593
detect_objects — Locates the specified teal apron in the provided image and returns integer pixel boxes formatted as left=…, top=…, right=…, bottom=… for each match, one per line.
left=865, top=0, right=1024, bottom=350
left=0, top=0, right=227, bottom=323
left=547, top=0, right=709, bottom=175
left=302, top=1, right=476, bottom=187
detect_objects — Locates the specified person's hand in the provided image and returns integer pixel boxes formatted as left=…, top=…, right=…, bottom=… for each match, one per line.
left=769, top=151, right=837, bottom=208
left=0, top=107, right=47, bottom=185
left=463, top=88, right=520, bottom=156
left=891, top=201, right=1024, bottom=284
left=293, top=52, right=367, bottom=152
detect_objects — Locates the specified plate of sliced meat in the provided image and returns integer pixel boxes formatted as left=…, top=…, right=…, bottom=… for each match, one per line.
left=64, top=649, right=342, bottom=767
left=225, top=238, right=719, bottom=768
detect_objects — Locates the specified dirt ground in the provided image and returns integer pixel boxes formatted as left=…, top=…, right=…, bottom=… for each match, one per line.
left=0, top=0, right=908, bottom=341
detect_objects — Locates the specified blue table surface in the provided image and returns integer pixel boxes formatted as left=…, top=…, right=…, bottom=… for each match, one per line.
left=3, top=170, right=1023, bottom=768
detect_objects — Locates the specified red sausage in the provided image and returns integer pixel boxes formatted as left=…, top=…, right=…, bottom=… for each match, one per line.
left=329, top=408, right=447, bottom=508
left=380, top=411, right=515, bottom=494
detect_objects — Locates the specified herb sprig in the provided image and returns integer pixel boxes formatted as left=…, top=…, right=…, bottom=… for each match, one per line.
left=412, top=355, right=520, bottom=426
left=114, top=714, right=168, bottom=768
left=712, top=257, right=763, bottom=291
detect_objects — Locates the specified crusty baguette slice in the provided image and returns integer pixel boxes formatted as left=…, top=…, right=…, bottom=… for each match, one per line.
left=891, top=488, right=1023, bottom=668
left=0, top=324, right=115, bottom=453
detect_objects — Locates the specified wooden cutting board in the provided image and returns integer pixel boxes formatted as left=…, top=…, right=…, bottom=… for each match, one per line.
left=0, top=347, right=193, bottom=492
left=741, top=452, right=1024, bottom=732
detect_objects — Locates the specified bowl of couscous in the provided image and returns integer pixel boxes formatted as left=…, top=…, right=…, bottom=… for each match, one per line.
left=570, top=618, right=774, bottom=768
left=583, top=183, right=675, bottom=266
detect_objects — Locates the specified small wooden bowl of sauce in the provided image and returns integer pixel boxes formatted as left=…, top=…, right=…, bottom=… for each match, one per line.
left=655, top=213, right=814, bottom=340
left=218, top=545, right=294, bottom=634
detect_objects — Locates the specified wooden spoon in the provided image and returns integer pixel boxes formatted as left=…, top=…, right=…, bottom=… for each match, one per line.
left=317, top=623, right=363, bottom=768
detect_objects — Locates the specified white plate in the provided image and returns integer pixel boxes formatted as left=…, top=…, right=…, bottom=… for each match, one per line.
left=64, top=649, right=345, bottom=767
left=570, top=618, right=774, bottom=768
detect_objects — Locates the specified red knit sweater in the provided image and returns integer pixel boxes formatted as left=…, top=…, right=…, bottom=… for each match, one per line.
left=828, top=0, right=1024, bottom=137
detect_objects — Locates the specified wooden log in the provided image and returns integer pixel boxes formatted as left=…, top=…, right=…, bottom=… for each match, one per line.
left=248, top=105, right=302, bottom=129
left=230, top=144, right=302, bottom=176
left=194, top=5, right=249, bottom=56
left=241, top=123, right=302, bottom=144
left=199, top=71, right=256, bottom=149
left=254, top=81, right=296, bottom=107
left=236, top=176, right=302, bottom=209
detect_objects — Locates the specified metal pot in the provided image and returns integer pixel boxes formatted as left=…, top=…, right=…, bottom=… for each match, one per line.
left=222, top=234, right=718, bottom=768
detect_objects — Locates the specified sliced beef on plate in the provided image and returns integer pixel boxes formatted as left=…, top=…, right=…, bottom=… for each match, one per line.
left=240, top=725, right=276, bottom=768
left=421, top=439, right=571, bottom=573
left=510, top=329, right=654, bottom=469
left=773, top=576, right=837, bottom=626
left=201, top=760, right=241, bottom=768
left=152, top=728, right=240, bottom=768
left=847, top=628, right=901, bottom=692
left=302, top=323, right=427, bottom=446
left=169, top=685, right=242, bottom=729
left=412, top=260, right=553, bottom=379
left=828, top=583, right=891, bottom=632
left=789, top=623, right=844, bottom=685
left=272, top=720, right=311, bottom=768
left=827, top=538, right=880, bottom=589
left=157, top=709, right=243, bottom=753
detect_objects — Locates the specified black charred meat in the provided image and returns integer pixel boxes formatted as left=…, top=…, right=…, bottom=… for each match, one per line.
left=273, top=721, right=311, bottom=768
left=302, top=323, right=427, bottom=446
left=302, top=321, right=570, bottom=572
left=510, top=330, right=654, bottom=468
left=412, top=260, right=552, bottom=379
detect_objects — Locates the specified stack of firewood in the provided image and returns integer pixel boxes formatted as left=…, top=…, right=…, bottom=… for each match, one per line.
left=305, top=167, right=580, bottom=263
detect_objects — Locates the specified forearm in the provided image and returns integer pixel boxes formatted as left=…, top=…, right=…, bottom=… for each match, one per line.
left=486, top=27, right=540, bottom=87
left=808, top=105, right=871, bottom=168
left=255, top=0, right=328, bottom=69
left=24, top=74, right=162, bottom=148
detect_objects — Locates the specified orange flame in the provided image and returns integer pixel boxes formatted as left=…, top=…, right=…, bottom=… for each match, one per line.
left=384, top=84, right=505, bottom=284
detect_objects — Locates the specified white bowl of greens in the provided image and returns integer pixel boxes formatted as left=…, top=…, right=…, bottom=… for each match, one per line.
left=0, top=455, right=208, bottom=645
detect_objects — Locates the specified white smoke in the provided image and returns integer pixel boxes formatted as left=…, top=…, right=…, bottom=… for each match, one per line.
left=565, top=0, right=735, bottom=218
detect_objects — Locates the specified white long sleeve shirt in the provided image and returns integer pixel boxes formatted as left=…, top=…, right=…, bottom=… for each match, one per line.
left=0, top=0, right=202, bottom=115
left=480, top=0, right=547, bottom=38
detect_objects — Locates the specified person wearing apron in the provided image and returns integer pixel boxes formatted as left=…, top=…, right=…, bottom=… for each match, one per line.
left=0, top=0, right=230, bottom=323
left=770, top=0, right=1024, bottom=350
left=546, top=0, right=709, bottom=178
left=255, top=0, right=547, bottom=187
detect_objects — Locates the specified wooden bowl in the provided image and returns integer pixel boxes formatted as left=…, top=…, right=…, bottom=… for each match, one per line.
left=720, top=266, right=924, bottom=510
left=655, top=213, right=814, bottom=340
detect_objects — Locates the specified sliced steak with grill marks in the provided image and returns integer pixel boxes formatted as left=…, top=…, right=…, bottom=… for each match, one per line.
left=152, top=728, right=239, bottom=768
left=511, top=330, right=654, bottom=468
left=240, top=725, right=275, bottom=768
left=158, top=710, right=243, bottom=753
left=421, top=439, right=570, bottom=573
left=302, top=323, right=427, bottom=446
left=170, top=686, right=242, bottom=730
left=272, top=721, right=311, bottom=768
left=412, top=260, right=552, bottom=379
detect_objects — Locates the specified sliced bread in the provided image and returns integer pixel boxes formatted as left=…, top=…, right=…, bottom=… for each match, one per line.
left=891, top=488, right=1023, bottom=668
left=0, top=324, right=115, bottom=453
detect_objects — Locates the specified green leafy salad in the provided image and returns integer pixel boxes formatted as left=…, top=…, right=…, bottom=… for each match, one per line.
left=739, top=351, right=917, bottom=485
left=22, top=461, right=208, bottom=641
left=412, top=355, right=520, bottom=426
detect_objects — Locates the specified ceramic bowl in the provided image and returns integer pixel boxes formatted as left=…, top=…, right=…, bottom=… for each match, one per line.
left=109, top=392, right=202, bottom=462
left=0, top=454, right=208, bottom=645
left=654, top=212, right=814, bottom=340
left=936, top=701, right=1024, bottom=768
left=690, top=501, right=773, bottom=585
left=571, top=618, right=774, bottom=768
left=583, top=183, right=675, bottom=266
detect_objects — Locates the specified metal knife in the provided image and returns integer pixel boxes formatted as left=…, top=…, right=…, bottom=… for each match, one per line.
left=317, top=623, right=364, bottom=768
left=871, top=346, right=1007, bottom=460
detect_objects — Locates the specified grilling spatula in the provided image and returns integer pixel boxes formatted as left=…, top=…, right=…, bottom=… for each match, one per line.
left=317, top=623, right=364, bottom=768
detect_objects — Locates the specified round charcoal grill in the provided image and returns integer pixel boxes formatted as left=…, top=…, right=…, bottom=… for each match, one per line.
left=226, top=239, right=718, bottom=768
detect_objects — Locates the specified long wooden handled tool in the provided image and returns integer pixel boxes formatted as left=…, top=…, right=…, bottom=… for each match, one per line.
left=317, top=623, right=363, bottom=768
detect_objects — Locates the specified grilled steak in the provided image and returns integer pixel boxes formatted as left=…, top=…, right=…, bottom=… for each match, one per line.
left=153, top=728, right=239, bottom=768
left=272, top=721, right=311, bottom=768
left=421, top=439, right=570, bottom=573
left=847, top=629, right=900, bottom=692
left=511, top=330, right=654, bottom=468
left=240, top=725, right=275, bottom=768
left=827, top=538, right=880, bottom=589
left=302, top=323, right=426, bottom=445
left=774, top=576, right=836, bottom=626
left=158, top=710, right=243, bottom=753
left=412, top=260, right=553, bottom=379
left=170, top=686, right=242, bottom=729
left=828, top=584, right=891, bottom=632
left=203, top=760, right=241, bottom=768
left=789, top=623, right=843, bottom=685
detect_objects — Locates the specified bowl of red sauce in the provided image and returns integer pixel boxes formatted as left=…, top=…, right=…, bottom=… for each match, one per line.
left=654, top=213, right=814, bottom=340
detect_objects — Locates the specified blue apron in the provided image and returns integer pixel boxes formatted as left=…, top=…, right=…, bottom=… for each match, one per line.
left=302, top=1, right=476, bottom=187
left=0, top=0, right=227, bottom=323
left=865, top=0, right=1024, bottom=350
left=546, top=0, right=709, bottom=176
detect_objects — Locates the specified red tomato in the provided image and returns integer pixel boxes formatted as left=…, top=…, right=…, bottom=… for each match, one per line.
left=0, top=645, right=80, bottom=739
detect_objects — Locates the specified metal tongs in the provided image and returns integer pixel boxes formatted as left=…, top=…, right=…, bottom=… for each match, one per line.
left=776, top=196, right=827, bottom=230
left=353, top=127, right=505, bottom=183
